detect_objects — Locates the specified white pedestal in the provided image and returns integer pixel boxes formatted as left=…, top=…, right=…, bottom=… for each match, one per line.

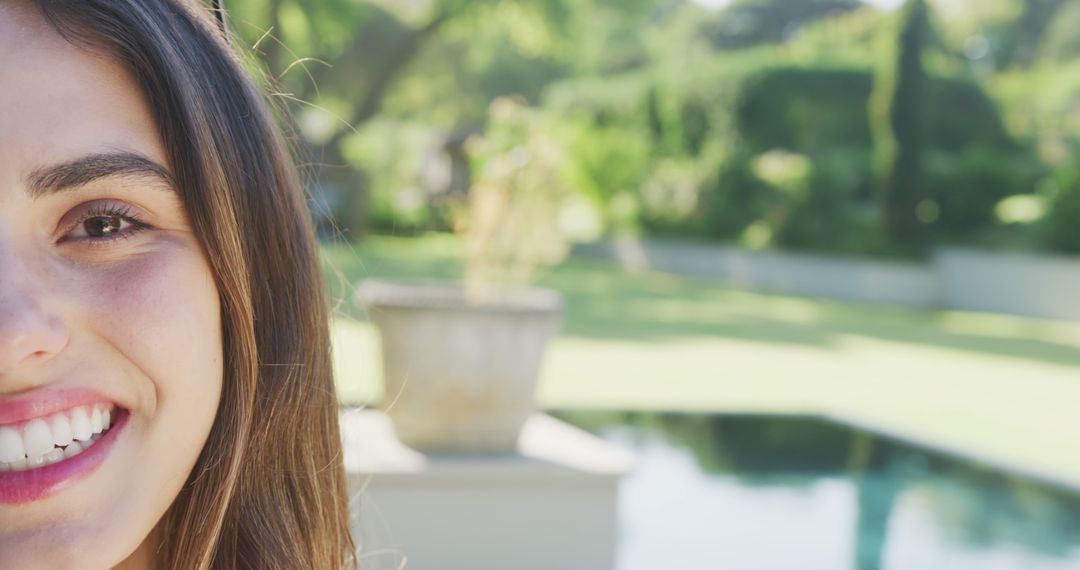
left=341, top=409, right=635, bottom=570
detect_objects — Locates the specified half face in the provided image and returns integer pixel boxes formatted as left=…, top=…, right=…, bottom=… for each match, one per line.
left=0, top=4, right=223, bottom=568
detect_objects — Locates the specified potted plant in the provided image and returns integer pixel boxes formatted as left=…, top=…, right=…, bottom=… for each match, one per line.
left=355, top=97, right=571, bottom=452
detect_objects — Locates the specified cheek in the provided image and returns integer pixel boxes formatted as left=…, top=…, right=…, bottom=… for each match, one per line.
left=88, top=243, right=223, bottom=406
left=71, top=239, right=223, bottom=475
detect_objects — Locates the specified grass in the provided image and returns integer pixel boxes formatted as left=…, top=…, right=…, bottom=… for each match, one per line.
left=323, top=234, right=1080, bottom=488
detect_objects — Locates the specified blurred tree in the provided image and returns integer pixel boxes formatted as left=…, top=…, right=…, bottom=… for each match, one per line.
left=1001, top=0, right=1069, bottom=68
left=229, top=0, right=445, bottom=124
left=923, top=0, right=1069, bottom=71
left=784, top=7, right=885, bottom=67
left=226, top=0, right=478, bottom=234
left=221, top=0, right=1050, bottom=254
left=705, top=0, right=862, bottom=50
left=871, top=0, right=932, bottom=248
left=224, top=0, right=664, bottom=235
left=1039, top=0, right=1080, bottom=64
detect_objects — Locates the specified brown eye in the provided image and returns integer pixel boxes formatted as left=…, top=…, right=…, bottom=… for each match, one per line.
left=63, top=203, right=150, bottom=244
left=84, top=215, right=124, bottom=238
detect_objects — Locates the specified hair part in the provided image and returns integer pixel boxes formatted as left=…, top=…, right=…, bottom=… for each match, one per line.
left=30, top=0, right=357, bottom=567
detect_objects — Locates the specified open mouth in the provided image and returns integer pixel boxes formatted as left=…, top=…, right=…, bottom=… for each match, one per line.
left=0, top=404, right=122, bottom=472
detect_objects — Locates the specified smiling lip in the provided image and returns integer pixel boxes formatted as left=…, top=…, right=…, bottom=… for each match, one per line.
left=0, top=387, right=118, bottom=426
left=0, top=388, right=127, bottom=505
left=0, top=409, right=128, bottom=504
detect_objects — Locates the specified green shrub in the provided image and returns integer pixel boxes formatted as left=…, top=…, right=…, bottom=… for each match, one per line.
left=541, top=50, right=1034, bottom=253
left=925, top=78, right=1014, bottom=152
left=771, top=148, right=880, bottom=253
left=339, top=119, right=444, bottom=233
left=737, top=68, right=875, bottom=152
left=921, top=148, right=1045, bottom=243
left=543, top=71, right=654, bottom=127
left=637, top=158, right=708, bottom=236
left=693, top=146, right=1040, bottom=255
left=645, top=85, right=716, bottom=157
left=697, top=150, right=777, bottom=240
left=735, top=67, right=1012, bottom=156
left=563, top=119, right=653, bottom=228
left=1037, top=159, right=1080, bottom=254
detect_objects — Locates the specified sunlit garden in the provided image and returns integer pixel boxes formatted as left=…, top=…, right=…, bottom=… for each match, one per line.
left=326, top=235, right=1080, bottom=479
left=216, top=0, right=1080, bottom=566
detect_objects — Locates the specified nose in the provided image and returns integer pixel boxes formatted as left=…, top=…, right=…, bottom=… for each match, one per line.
left=0, top=260, right=69, bottom=376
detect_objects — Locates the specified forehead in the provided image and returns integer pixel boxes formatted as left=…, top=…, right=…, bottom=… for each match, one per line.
left=0, top=5, right=166, bottom=196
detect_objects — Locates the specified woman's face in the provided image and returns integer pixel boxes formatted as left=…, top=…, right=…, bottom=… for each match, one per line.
left=0, top=5, right=223, bottom=568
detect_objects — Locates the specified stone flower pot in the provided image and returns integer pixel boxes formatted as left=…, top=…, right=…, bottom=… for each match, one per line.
left=355, top=279, right=563, bottom=452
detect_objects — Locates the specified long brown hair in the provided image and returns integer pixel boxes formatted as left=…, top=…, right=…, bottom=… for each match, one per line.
left=29, top=0, right=357, bottom=567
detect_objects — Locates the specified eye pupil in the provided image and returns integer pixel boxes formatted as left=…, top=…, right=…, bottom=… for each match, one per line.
left=84, top=215, right=122, bottom=237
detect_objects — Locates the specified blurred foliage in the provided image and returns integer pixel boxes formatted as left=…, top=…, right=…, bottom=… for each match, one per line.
left=698, top=149, right=776, bottom=241
left=921, top=148, right=1045, bottom=243
left=456, top=98, right=574, bottom=298
left=769, top=149, right=881, bottom=254
left=704, top=0, right=862, bottom=50
left=564, top=121, right=653, bottom=216
left=338, top=119, right=438, bottom=233
left=1037, top=0, right=1080, bottom=64
left=737, top=67, right=1012, bottom=154
left=1037, top=155, right=1080, bottom=254
left=547, top=46, right=1026, bottom=253
left=225, top=0, right=1080, bottom=258
left=737, top=68, right=875, bottom=151
left=871, top=0, right=932, bottom=249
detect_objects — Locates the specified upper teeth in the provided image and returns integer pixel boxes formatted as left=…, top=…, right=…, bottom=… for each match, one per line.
left=0, top=404, right=115, bottom=472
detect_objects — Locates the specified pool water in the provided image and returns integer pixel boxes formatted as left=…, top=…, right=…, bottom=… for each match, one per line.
left=553, top=411, right=1080, bottom=570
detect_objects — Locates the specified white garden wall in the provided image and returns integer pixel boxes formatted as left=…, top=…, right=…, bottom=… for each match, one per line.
left=576, top=238, right=1080, bottom=321
left=935, top=248, right=1080, bottom=321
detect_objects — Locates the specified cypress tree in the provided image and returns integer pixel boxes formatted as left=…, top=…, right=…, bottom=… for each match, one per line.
left=871, top=0, right=931, bottom=249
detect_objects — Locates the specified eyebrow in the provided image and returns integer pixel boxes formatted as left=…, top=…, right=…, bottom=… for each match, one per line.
left=26, top=152, right=175, bottom=198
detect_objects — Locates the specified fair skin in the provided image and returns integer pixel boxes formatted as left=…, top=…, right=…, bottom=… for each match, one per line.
left=0, top=5, right=223, bottom=569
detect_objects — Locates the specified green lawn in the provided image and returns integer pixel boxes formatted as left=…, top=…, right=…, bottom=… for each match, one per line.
left=324, top=234, right=1080, bottom=488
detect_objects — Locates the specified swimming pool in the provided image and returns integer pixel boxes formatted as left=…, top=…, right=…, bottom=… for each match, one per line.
left=553, top=411, right=1080, bottom=570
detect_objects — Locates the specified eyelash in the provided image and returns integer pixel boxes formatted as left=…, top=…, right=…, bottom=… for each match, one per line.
left=65, top=203, right=152, bottom=246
